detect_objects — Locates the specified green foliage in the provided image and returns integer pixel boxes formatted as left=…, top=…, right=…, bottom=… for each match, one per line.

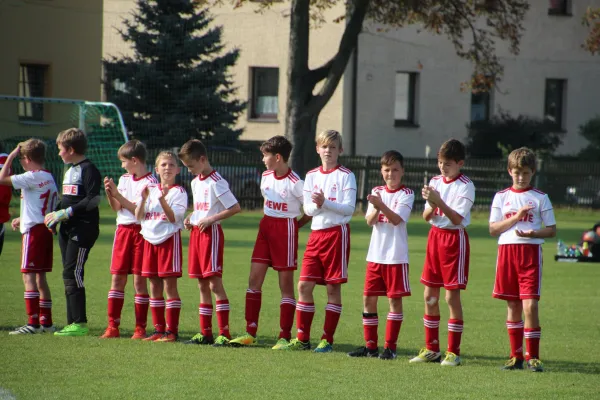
left=104, top=0, right=246, bottom=148
left=577, top=116, right=600, bottom=160
left=1, top=206, right=600, bottom=399
left=466, top=111, right=566, bottom=158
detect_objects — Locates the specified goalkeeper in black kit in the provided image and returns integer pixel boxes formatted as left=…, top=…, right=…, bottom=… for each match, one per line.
left=45, top=128, right=101, bottom=336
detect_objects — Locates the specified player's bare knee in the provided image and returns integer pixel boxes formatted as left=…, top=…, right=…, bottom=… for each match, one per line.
left=297, top=281, right=313, bottom=296
left=523, top=300, right=538, bottom=316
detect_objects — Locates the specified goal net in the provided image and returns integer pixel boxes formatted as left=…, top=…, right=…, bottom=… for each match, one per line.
left=0, top=96, right=128, bottom=186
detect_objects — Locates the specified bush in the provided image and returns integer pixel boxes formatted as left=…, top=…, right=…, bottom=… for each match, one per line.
left=466, top=111, right=565, bottom=158
left=577, top=116, right=600, bottom=160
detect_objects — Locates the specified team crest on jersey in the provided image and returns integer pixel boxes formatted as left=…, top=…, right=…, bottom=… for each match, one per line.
left=505, top=201, right=511, bottom=206
left=393, top=199, right=398, bottom=209
left=527, top=200, right=535, bottom=208
left=313, top=184, right=318, bottom=191
left=331, top=184, right=337, bottom=192
left=280, top=189, right=288, bottom=199
left=265, top=186, right=269, bottom=191
left=204, top=188, right=209, bottom=198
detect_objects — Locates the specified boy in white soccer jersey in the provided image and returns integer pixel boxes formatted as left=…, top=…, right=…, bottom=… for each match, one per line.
left=100, top=140, right=157, bottom=339
left=283, top=129, right=357, bottom=353
left=489, top=147, right=556, bottom=372
left=0, top=139, right=58, bottom=334
left=178, top=140, right=241, bottom=347
left=135, top=151, right=188, bottom=342
left=229, top=136, right=311, bottom=349
left=348, top=150, right=414, bottom=360
left=410, top=139, right=475, bottom=366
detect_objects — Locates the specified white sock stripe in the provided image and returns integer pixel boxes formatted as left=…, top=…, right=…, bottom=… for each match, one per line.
left=199, top=309, right=213, bottom=315
left=448, top=323, right=464, bottom=332
left=387, top=313, right=404, bottom=321
left=108, top=291, right=125, bottom=299
left=280, top=298, right=296, bottom=305
left=296, top=304, right=315, bottom=312
left=166, top=301, right=182, bottom=308
left=24, top=292, right=40, bottom=298
left=325, top=304, right=342, bottom=313
left=524, top=332, right=542, bottom=338
left=506, top=321, right=524, bottom=328
left=134, top=297, right=150, bottom=304
left=246, top=289, right=262, bottom=294
left=39, top=301, right=52, bottom=307
left=423, top=318, right=440, bottom=327
left=215, top=304, right=230, bottom=311
left=149, top=300, right=166, bottom=307
left=362, top=318, right=379, bottom=325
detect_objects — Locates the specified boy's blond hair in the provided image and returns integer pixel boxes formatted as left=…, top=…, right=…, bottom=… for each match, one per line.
left=316, top=129, right=343, bottom=148
left=178, top=139, right=207, bottom=163
left=118, top=139, right=147, bottom=162
left=507, top=147, right=536, bottom=171
left=56, top=128, right=87, bottom=155
left=155, top=150, right=179, bottom=168
left=20, top=139, right=46, bottom=165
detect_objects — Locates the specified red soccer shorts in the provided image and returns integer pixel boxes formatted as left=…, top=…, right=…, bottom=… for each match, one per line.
left=493, top=244, right=542, bottom=301
left=21, top=224, right=53, bottom=273
left=300, top=224, right=350, bottom=285
left=142, top=232, right=182, bottom=278
left=364, top=262, right=411, bottom=298
left=110, top=224, right=144, bottom=275
left=421, top=226, right=470, bottom=290
left=188, top=224, right=224, bottom=279
left=251, top=216, right=298, bottom=271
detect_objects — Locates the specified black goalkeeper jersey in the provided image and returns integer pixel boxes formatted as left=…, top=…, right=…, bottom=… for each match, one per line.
left=58, top=158, right=101, bottom=225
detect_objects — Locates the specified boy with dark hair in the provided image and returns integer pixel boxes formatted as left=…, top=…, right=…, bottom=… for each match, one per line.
left=489, top=147, right=556, bottom=372
left=0, top=139, right=58, bottom=334
left=0, top=142, right=12, bottom=256
left=101, top=139, right=158, bottom=339
left=410, top=138, right=475, bottom=366
left=229, top=135, right=310, bottom=349
left=178, top=139, right=241, bottom=347
left=348, top=150, right=414, bottom=360
left=45, top=128, right=102, bottom=336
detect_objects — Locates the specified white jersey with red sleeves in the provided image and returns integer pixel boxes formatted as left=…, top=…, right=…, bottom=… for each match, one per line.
left=116, top=172, right=158, bottom=225
left=425, top=173, right=475, bottom=229
left=261, top=168, right=304, bottom=218
left=140, top=184, right=188, bottom=245
left=11, top=170, right=58, bottom=233
left=366, top=185, right=415, bottom=264
left=489, top=187, right=556, bottom=245
left=303, top=165, right=357, bottom=230
left=190, top=170, right=238, bottom=225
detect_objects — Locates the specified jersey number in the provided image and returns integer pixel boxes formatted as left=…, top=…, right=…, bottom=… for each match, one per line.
left=40, top=190, right=58, bottom=215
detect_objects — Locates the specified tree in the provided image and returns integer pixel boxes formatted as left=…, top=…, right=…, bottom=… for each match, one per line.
left=104, top=0, right=246, bottom=148
left=466, top=111, right=566, bottom=158
left=218, top=0, right=529, bottom=175
left=583, top=6, right=600, bottom=54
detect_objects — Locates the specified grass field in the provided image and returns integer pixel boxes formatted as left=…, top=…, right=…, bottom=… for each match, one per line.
left=1, top=205, right=599, bottom=399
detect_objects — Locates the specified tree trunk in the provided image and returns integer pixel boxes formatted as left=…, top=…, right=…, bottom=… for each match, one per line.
left=287, top=106, right=319, bottom=177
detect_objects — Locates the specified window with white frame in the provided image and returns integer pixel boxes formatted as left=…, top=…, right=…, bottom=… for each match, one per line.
left=394, top=72, right=418, bottom=126
left=249, top=67, right=279, bottom=120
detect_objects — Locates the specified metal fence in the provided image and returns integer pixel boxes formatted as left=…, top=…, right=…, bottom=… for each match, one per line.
left=164, top=152, right=600, bottom=211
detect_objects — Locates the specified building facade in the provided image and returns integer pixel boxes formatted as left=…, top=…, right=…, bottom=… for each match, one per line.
left=346, top=0, right=600, bottom=157
left=0, top=0, right=103, bottom=139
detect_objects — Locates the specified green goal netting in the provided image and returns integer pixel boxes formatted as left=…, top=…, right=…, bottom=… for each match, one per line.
left=0, top=96, right=128, bottom=187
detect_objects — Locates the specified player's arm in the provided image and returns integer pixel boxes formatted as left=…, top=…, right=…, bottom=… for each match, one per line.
left=489, top=204, right=534, bottom=236
left=158, top=195, right=176, bottom=223
left=210, top=203, right=241, bottom=224
left=297, top=213, right=312, bottom=228
left=520, top=225, right=556, bottom=239
left=0, top=146, right=19, bottom=186
left=422, top=206, right=436, bottom=222
left=365, top=207, right=379, bottom=226
left=322, top=174, right=357, bottom=216
left=135, top=187, right=149, bottom=221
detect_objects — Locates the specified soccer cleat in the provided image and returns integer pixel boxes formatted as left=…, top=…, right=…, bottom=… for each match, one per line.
left=527, top=358, right=544, bottom=372
left=409, top=347, right=442, bottom=363
left=41, top=325, right=56, bottom=334
left=441, top=351, right=461, bottom=366
left=9, top=324, right=43, bottom=335
left=347, top=346, right=379, bottom=358
left=282, top=338, right=311, bottom=351
left=131, top=326, right=146, bottom=340
left=142, top=331, right=165, bottom=341
left=54, top=323, right=89, bottom=337
left=184, top=333, right=214, bottom=345
left=271, top=338, right=290, bottom=350
left=100, top=326, right=120, bottom=339
left=212, top=335, right=231, bottom=347
left=155, top=331, right=178, bottom=342
left=229, top=333, right=257, bottom=347
left=501, top=357, right=524, bottom=370
left=314, top=339, right=333, bottom=353
left=379, top=347, right=397, bottom=360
